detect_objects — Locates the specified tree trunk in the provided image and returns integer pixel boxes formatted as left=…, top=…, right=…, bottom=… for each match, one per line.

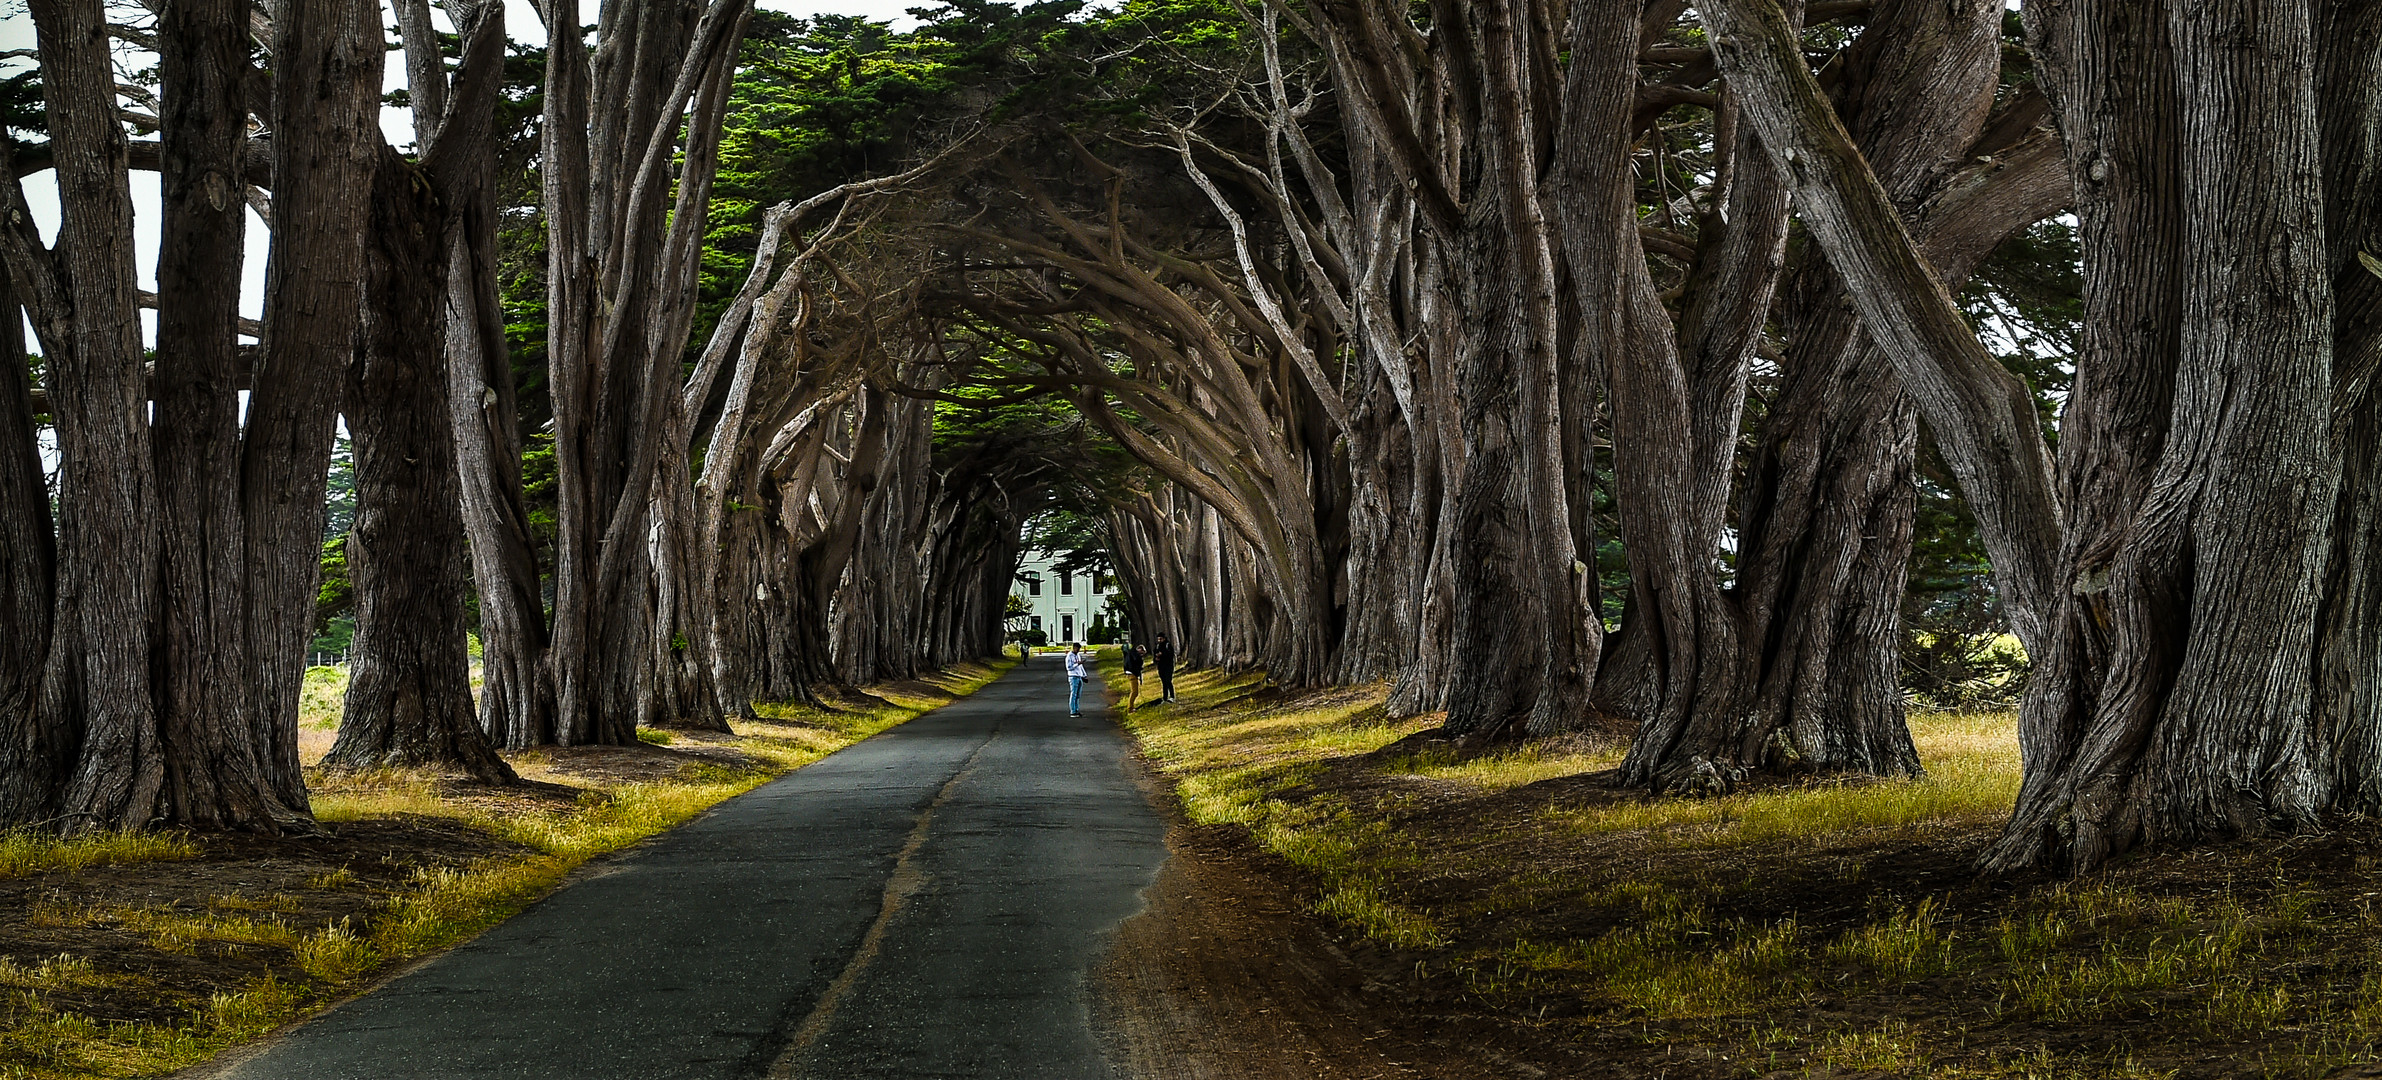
left=239, top=0, right=384, bottom=814
left=1702, top=0, right=2065, bottom=661
left=427, top=0, right=554, bottom=751
left=327, top=148, right=517, bottom=784
left=1721, top=0, right=2033, bottom=781
left=149, top=0, right=287, bottom=828
left=1732, top=335, right=1922, bottom=776
left=544, top=0, right=752, bottom=744
left=1561, top=0, right=1775, bottom=788
left=2314, top=0, right=2382, bottom=811
left=1334, top=394, right=1416, bottom=685
left=28, top=0, right=167, bottom=834
left=448, top=206, right=552, bottom=746
left=1990, top=0, right=2336, bottom=871
left=1440, top=0, right=1600, bottom=739
left=646, top=386, right=727, bottom=730
left=0, top=270, right=56, bottom=821
left=1387, top=243, right=1466, bottom=717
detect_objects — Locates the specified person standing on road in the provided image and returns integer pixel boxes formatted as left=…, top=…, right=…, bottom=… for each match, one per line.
left=1065, top=642, right=1092, bottom=717
left=1122, top=643, right=1149, bottom=712
left=1153, top=633, right=1177, bottom=703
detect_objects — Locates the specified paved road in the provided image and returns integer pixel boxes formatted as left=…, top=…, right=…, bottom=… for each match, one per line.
left=201, top=659, right=1167, bottom=1080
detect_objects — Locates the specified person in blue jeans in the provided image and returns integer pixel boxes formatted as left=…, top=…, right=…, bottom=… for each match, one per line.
left=1064, top=642, right=1091, bottom=716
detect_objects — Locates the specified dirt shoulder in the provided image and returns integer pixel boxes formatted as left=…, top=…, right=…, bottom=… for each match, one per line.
left=1096, top=754, right=1526, bottom=1080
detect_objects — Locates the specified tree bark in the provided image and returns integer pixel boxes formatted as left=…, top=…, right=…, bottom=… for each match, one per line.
left=1701, top=0, right=2064, bottom=662
left=1987, top=0, right=2336, bottom=871
left=544, top=0, right=753, bottom=744
left=1562, top=0, right=1773, bottom=788
left=0, top=268, right=55, bottom=820
left=150, top=0, right=286, bottom=828
left=28, top=0, right=166, bottom=834
left=2314, top=0, right=2382, bottom=811
left=327, top=146, right=517, bottom=783
left=1977, top=0, right=2189, bottom=870
left=428, top=0, right=554, bottom=751
left=239, top=0, right=383, bottom=814
left=1438, top=0, right=1600, bottom=739
left=1725, top=1, right=2053, bottom=781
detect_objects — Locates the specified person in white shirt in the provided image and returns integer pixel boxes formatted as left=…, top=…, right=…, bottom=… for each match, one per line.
left=1064, top=643, right=1092, bottom=716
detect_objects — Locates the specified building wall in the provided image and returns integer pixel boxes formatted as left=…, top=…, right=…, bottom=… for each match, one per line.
left=1011, top=550, right=1118, bottom=644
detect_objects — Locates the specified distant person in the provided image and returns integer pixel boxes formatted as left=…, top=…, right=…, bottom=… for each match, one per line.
left=1064, top=642, right=1092, bottom=717
left=1153, top=633, right=1177, bottom=703
left=1122, top=643, right=1149, bottom=712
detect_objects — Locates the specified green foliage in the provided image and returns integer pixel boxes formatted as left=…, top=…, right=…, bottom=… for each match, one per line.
left=1022, top=508, right=1112, bottom=578
left=519, top=432, right=558, bottom=572
left=312, top=437, right=358, bottom=655
left=1962, top=218, right=2080, bottom=445
left=320, top=437, right=354, bottom=541
left=700, top=4, right=1095, bottom=342
left=0, top=64, right=44, bottom=141
left=1896, top=217, right=2084, bottom=703
left=313, top=537, right=351, bottom=634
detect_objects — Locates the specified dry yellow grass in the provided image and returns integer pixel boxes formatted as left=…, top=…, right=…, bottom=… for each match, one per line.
left=0, top=830, right=203, bottom=880
left=1534, top=709, right=2020, bottom=846
left=1117, top=677, right=2382, bottom=1078
left=1382, top=739, right=1626, bottom=790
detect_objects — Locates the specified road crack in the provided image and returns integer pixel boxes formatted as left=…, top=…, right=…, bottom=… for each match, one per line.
left=763, top=730, right=999, bottom=1079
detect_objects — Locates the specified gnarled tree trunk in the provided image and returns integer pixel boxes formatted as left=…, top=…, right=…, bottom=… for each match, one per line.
left=235, top=0, right=384, bottom=815
left=25, top=0, right=169, bottom=833
left=2310, top=0, right=2382, bottom=811
left=149, top=0, right=282, bottom=827
left=542, top=0, right=753, bottom=744
left=1724, top=0, right=2062, bottom=781
left=0, top=266, right=57, bottom=820
left=1435, top=0, right=1601, bottom=738
left=328, top=148, right=516, bottom=783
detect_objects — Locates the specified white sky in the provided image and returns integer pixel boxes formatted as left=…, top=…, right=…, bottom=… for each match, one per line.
left=0, top=0, right=923, bottom=349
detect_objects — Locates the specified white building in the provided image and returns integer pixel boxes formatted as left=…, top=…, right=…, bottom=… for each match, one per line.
left=1011, top=550, right=1119, bottom=645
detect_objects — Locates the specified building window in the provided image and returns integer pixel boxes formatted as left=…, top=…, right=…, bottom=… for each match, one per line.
left=1062, top=614, right=1075, bottom=641
left=1030, top=616, right=1042, bottom=632
left=1059, top=571, right=1073, bottom=595
left=1027, top=574, right=1041, bottom=596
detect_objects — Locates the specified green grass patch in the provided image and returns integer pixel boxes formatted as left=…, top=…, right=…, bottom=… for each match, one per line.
left=299, top=665, right=347, bottom=730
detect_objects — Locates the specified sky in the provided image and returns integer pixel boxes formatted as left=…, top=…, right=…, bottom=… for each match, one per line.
left=0, top=0, right=925, bottom=347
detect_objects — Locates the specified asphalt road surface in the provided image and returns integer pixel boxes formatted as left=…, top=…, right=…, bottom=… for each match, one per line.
left=200, top=658, right=1167, bottom=1080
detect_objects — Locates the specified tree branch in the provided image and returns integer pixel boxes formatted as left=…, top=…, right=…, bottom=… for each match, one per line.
left=1702, top=0, right=2063, bottom=654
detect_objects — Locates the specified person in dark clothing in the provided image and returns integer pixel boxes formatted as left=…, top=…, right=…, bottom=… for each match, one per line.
left=1152, top=634, right=1177, bottom=703
left=1123, top=643, right=1148, bottom=711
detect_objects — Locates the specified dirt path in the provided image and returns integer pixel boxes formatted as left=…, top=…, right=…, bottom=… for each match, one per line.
left=1093, top=759, right=1551, bottom=1080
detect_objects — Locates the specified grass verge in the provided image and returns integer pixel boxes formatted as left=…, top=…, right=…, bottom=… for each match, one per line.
left=0, top=656, right=1013, bottom=1079
left=1110, top=661, right=2382, bottom=1079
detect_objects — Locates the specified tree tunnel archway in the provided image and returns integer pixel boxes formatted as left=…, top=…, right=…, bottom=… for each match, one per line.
left=7, top=0, right=2375, bottom=880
